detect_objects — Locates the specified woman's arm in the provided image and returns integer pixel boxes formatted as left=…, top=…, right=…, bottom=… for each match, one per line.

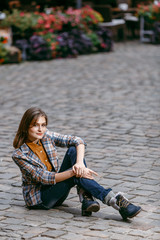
left=55, top=169, right=75, bottom=183
left=47, top=130, right=87, bottom=148
left=76, top=143, right=85, bottom=164
left=55, top=167, right=98, bottom=183
left=46, top=130, right=88, bottom=177
left=12, top=154, right=56, bottom=185
left=73, top=144, right=98, bottom=179
left=72, top=144, right=86, bottom=177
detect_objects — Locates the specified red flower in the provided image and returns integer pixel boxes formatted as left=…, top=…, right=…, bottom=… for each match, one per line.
left=0, top=36, right=8, bottom=44
left=2, top=39, right=8, bottom=44
left=0, top=59, right=4, bottom=63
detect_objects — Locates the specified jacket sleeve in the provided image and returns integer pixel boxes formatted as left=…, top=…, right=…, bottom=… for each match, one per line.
left=46, top=129, right=87, bottom=148
left=12, top=151, right=56, bottom=185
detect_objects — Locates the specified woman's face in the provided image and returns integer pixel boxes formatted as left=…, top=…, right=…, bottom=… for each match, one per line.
left=27, top=115, right=47, bottom=143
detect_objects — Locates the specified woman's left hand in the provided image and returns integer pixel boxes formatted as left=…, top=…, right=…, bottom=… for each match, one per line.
left=81, top=167, right=98, bottom=180
left=72, top=163, right=86, bottom=178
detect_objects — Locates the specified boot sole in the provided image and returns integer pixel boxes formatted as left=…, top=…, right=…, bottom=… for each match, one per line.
left=85, top=203, right=100, bottom=213
left=82, top=203, right=100, bottom=216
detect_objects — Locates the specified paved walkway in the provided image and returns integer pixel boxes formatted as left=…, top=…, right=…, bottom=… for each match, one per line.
left=0, top=41, right=160, bottom=240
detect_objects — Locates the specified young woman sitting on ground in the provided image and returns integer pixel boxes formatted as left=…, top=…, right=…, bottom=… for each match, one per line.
left=12, top=107, right=141, bottom=219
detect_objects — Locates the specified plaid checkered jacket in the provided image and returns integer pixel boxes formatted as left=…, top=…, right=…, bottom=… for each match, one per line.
left=12, top=129, right=85, bottom=207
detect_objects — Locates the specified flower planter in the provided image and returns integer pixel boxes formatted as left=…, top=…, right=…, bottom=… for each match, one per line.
left=6, top=46, right=22, bottom=63
left=0, top=6, right=113, bottom=63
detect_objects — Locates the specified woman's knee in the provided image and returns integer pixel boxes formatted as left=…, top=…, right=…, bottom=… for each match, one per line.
left=67, top=146, right=77, bottom=157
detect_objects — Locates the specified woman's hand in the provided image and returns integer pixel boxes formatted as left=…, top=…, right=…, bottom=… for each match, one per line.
left=73, top=165, right=98, bottom=180
left=81, top=168, right=98, bottom=180
left=72, top=163, right=86, bottom=178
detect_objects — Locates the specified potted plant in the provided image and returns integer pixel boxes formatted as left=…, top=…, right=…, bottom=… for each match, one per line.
left=0, top=9, right=39, bottom=42
left=137, top=2, right=160, bottom=23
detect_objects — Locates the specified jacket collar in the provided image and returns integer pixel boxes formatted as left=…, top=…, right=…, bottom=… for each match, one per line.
left=20, top=132, right=49, bottom=169
left=20, top=131, right=48, bottom=154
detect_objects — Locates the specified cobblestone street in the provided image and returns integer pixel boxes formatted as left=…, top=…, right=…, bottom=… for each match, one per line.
left=0, top=40, right=160, bottom=239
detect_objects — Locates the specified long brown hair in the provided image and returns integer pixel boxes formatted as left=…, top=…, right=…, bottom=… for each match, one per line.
left=13, top=107, right=48, bottom=149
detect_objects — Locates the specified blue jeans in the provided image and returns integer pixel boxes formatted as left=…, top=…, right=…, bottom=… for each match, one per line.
left=40, top=147, right=112, bottom=209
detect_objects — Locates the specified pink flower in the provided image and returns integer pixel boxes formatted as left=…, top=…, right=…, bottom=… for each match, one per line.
left=51, top=45, right=56, bottom=50
left=49, top=29, right=54, bottom=33
left=38, top=18, right=44, bottom=24
left=101, top=43, right=106, bottom=48
left=45, top=23, right=51, bottom=29
left=20, top=12, right=25, bottom=17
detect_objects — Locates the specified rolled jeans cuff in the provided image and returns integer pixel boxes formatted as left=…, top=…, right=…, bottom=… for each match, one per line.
left=103, top=191, right=115, bottom=205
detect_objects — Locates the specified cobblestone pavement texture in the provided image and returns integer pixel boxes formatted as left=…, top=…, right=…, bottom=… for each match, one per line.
left=0, top=41, right=160, bottom=240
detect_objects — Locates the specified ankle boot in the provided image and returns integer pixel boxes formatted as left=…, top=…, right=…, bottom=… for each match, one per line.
left=77, top=187, right=100, bottom=216
left=109, top=193, right=141, bottom=220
